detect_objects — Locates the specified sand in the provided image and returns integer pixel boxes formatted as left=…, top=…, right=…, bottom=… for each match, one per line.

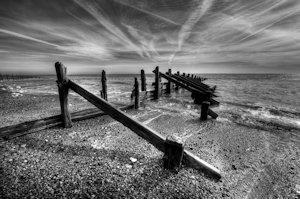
left=0, top=82, right=299, bottom=198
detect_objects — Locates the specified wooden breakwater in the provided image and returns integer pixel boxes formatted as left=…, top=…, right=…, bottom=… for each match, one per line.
left=0, top=62, right=221, bottom=179
left=0, top=73, right=41, bottom=81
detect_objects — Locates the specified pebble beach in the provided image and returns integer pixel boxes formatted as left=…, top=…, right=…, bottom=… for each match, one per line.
left=0, top=77, right=300, bottom=198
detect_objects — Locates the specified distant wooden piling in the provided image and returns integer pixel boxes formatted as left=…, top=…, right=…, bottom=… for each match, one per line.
left=175, top=71, right=180, bottom=90
left=134, top=77, right=140, bottom=109
left=163, top=135, right=184, bottom=172
left=166, top=69, right=172, bottom=94
left=55, top=62, right=72, bottom=128
left=141, top=69, right=146, bottom=91
left=201, top=101, right=210, bottom=120
left=154, top=66, right=160, bottom=99
left=101, top=70, right=107, bottom=101
left=205, top=91, right=213, bottom=101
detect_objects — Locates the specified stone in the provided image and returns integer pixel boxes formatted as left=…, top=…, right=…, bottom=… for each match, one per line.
left=130, top=157, right=137, bottom=163
left=125, top=164, right=133, bottom=169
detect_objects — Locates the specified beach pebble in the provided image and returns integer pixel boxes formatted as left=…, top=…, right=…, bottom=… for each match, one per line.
left=295, top=184, right=300, bottom=194
left=21, top=144, right=26, bottom=148
left=69, top=104, right=72, bottom=106
left=16, top=86, right=21, bottom=89
left=125, top=164, right=133, bottom=169
left=1, top=88, right=6, bottom=90
left=130, top=157, right=137, bottom=163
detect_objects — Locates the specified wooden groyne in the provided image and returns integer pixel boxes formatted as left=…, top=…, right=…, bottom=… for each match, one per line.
left=0, top=62, right=221, bottom=179
left=0, top=73, right=41, bottom=81
left=151, top=67, right=219, bottom=119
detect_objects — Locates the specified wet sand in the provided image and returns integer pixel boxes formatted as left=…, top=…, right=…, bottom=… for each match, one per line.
left=0, top=81, right=299, bottom=198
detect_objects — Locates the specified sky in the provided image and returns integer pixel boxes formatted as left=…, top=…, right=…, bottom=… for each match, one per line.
left=0, top=0, right=300, bottom=75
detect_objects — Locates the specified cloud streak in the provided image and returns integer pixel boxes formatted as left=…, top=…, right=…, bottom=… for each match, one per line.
left=0, top=28, right=59, bottom=47
left=0, top=0, right=300, bottom=74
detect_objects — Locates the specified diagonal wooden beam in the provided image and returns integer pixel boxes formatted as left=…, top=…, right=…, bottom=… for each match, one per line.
left=68, top=80, right=221, bottom=179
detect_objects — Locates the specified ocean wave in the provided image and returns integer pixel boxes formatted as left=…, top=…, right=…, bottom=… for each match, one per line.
left=223, top=101, right=300, bottom=118
left=223, top=108, right=300, bottom=132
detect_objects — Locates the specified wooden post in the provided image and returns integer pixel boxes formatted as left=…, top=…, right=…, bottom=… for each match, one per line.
left=55, top=62, right=72, bottom=128
left=134, top=77, right=140, bottom=109
left=183, top=73, right=185, bottom=77
left=201, top=101, right=210, bottom=120
left=205, top=91, right=213, bottom=101
left=163, top=135, right=184, bottom=172
left=187, top=74, right=190, bottom=77
left=141, top=69, right=146, bottom=91
left=166, top=69, right=172, bottom=94
left=101, top=70, right=107, bottom=101
left=175, top=71, right=180, bottom=90
left=154, top=66, right=160, bottom=99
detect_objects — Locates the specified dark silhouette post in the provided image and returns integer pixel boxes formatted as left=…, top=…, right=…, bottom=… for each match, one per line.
left=163, top=135, right=184, bottom=173
left=134, top=77, right=140, bottom=109
left=154, top=66, right=160, bottom=99
left=55, top=62, right=72, bottom=128
left=201, top=101, right=210, bottom=120
left=141, top=69, right=146, bottom=91
left=101, top=70, right=107, bottom=101
left=166, top=69, right=172, bottom=94
left=175, top=71, right=180, bottom=90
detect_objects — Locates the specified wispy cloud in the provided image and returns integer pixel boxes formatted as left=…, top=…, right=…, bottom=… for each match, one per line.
left=0, top=0, right=300, bottom=74
left=0, top=28, right=59, bottom=47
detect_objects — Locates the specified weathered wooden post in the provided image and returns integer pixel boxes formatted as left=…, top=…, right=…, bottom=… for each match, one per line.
left=0, top=74, right=3, bottom=81
left=175, top=71, right=180, bottom=90
left=187, top=74, right=190, bottom=77
left=154, top=66, right=160, bottom=99
left=166, top=69, right=172, bottom=94
left=205, top=91, right=213, bottom=101
left=55, top=62, right=72, bottom=128
left=182, top=73, right=185, bottom=77
left=201, top=101, right=210, bottom=121
left=163, top=135, right=184, bottom=173
left=101, top=70, right=107, bottom=101
left=134, top=77, right=140, bottom=109
left=141, top=69, right=146, bottom=91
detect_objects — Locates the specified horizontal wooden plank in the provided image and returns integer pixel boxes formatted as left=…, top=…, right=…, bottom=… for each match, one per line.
left=0, top=105, right=133, bottom=139
left=157, top=72, right=200, bottom=93
left=173, top=74, right=210, bottom=93
left=158, top=72, right=219, bottom=105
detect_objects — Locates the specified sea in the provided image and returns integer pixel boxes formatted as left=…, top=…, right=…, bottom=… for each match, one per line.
left=1, top=74, right=300, bottom=133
